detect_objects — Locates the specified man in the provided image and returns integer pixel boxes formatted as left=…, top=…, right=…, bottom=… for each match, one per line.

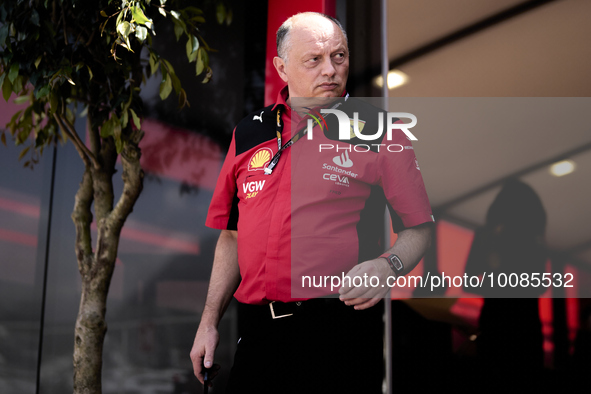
left=190, top=12, right=433, bottom=393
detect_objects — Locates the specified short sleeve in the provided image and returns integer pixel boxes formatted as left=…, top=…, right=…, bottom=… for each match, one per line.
left=377, top=127, right=433, bottom=228
left=205, top=128, right=239, bottom=230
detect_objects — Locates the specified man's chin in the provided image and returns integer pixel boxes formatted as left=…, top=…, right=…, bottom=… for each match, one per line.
left=318, top=89, right=343, bottom=98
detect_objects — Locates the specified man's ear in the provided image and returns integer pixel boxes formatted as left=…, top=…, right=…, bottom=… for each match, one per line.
left=273, top=56, right=289, bottom=83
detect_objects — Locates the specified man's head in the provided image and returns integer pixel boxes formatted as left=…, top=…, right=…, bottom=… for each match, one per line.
left=273, top=13, right=349, bottom=103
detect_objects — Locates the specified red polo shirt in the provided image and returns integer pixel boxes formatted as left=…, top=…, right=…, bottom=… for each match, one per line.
left=206, top=87, right=433, bottom=304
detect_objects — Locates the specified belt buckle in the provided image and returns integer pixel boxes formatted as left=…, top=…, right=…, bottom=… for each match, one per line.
left=269, top=301, right=293, bottom=319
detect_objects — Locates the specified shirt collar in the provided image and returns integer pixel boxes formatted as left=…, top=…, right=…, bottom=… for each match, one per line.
left=271, top=85, right=290, bottom=113
left=271, top=85, right=349, bottom=114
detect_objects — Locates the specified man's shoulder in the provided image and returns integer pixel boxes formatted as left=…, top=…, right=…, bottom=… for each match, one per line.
left=233, top=104, right=277, bottom=156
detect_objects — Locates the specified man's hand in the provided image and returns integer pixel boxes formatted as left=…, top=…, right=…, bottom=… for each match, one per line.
left=189, top=229, right=240, bottom=385
left=339, top=223, right=433, bottom=310
left=190, top=324, right=221, bottom=386
left=339, top=258, right=391, bottom=310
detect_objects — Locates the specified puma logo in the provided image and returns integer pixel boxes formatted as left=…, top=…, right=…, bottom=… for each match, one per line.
left=253, top=111, right=264, bottom=122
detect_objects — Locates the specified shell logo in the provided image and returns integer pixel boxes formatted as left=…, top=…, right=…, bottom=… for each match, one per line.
left=248, top=148, right=273, bottom=171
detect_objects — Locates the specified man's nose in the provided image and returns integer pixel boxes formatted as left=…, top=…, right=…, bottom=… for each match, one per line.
left=320, top=58, right=337, bottom=77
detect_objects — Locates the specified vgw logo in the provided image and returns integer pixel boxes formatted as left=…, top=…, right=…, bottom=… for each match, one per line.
left=304, top=109, right=418, bottom=153
left=243, top=180, right=266, bottom=199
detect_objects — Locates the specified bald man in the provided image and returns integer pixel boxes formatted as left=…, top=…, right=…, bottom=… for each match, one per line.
left=190, top=12, right=433, bottom=393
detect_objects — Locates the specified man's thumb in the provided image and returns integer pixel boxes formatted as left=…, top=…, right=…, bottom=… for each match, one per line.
left=203, top=345, right=214, bottom=368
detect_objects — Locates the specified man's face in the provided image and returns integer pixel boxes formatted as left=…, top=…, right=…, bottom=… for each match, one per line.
left=274, top=17, right=349, bottom=102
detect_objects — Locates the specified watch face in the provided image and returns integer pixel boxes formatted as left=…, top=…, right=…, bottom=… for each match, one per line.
left=390, top=255, right=403, bottom=271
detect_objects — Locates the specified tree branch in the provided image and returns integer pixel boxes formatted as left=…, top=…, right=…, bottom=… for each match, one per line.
left=87, top=116, right=101, bottom=162
left=94, top=132, right=143, bottom=270
left=92, top=137, right=116, bottom=225
left=72, top=167, right=94, bottom=277
left=53, top=113, right=100, bottom=169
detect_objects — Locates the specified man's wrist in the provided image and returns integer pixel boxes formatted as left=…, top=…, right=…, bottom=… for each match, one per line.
left=379, top=253, right=404, bottom=276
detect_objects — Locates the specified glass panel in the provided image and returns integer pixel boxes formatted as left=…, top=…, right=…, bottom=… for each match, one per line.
left=0, top=99, right=52, bottom=393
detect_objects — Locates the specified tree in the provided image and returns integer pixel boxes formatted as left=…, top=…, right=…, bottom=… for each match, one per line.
left=0, top=1, right=231, bottom=392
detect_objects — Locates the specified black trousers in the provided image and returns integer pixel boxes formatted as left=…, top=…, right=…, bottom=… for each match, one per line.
left=226, top=299, right=384, bottom=394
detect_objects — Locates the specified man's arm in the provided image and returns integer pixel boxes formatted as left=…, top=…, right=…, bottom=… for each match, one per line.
left=339, top=222, right=433, bottom=310
left=190, top=229, right=240, bottom=384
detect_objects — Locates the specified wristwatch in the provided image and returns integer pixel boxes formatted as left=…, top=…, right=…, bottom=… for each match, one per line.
left=380, top=253, right=404, bottom=276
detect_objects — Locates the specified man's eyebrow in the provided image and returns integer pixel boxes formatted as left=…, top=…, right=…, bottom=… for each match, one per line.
left=301, top=50, right=323, bottom=58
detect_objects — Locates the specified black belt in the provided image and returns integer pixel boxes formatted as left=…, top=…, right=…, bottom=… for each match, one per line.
left=240, top=298, right=344, bottom=320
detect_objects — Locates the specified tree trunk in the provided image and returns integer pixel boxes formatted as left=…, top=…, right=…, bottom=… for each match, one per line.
left=73, top=272, right=109, bottom=394
left=70, top=126, right=144, bottom=393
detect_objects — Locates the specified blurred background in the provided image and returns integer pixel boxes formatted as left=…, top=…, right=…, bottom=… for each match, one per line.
left=1, top=0, right=590, bottom=392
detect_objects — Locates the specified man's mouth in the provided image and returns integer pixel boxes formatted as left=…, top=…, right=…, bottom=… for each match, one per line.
left=318, top=82, right=339, bottom=90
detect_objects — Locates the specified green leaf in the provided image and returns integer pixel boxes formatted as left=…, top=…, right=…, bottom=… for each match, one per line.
left=226, top=8, right=233, bottom=25
left=122, top=110, right=129, bottom=128
left=178, top=88, right=188, bottom=109
left=184, top=6, right=204, bottom=15
left=162, top=59, right=175, bottom=74
left=65, top=107, right=75, bottom=125
left=174, top=25, right=183, bottom=42
left=2, top=76, right=12, bottom=102
left=9, top=110, right=23, bottom=127
left=115, top=138, right=123, bottom=154
left=159, top=73, right=172, bottom=100
left=173, top=21, right=183, bottom=41
left=8, top=63, right=19, bottom=83
left=158, top=7, right=166, bottom=17
left=35, top=85, right=50, bottom=99
left=188, top=47, right=198, bottom=63
left=0, top=24, right=9, bottom=47
left=100, top=118, right=113, bottom=138
left=170, top=72, right=181, bottom=94
left=170, top=10, right=181, bottom=20
left=216, top=3, right=226, bottom=25
left=185, top=35, right=193, bottom=58
left=116, top=9, right=124, bottom=26
left=202, top=67, right=213, bottom=84
left=31, top=9, right=40, bottom=26
left=49, top=92, right=59, bottom=115
left=87, top=66, right=93, bottom=81
left=14, top=95, right=29, bottom=105
left=149, top=56, right=158, bottom=76
left=100, top=10, right=108, bottom=17
left=201, top=48, right=209, bottom=69
left=35, top=56, right=42, bottom=69
left=131, top=5, right=151, bottom=25
left=113, top=115, right=122, bottom=153
left=18, top=146, right=30, bottom=161
left=191, top=16, right=206, bottom=24
left=129, top=108, right=141, bottom=129
left=113, top=115, right=121, bottom=135
left=135, top=25, right=148, bottom=42
left=196, top=48, right=204, bottom=75
left=117, top=21, right=131, bottom=39
left=12, top=76, right=23, bottom=94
